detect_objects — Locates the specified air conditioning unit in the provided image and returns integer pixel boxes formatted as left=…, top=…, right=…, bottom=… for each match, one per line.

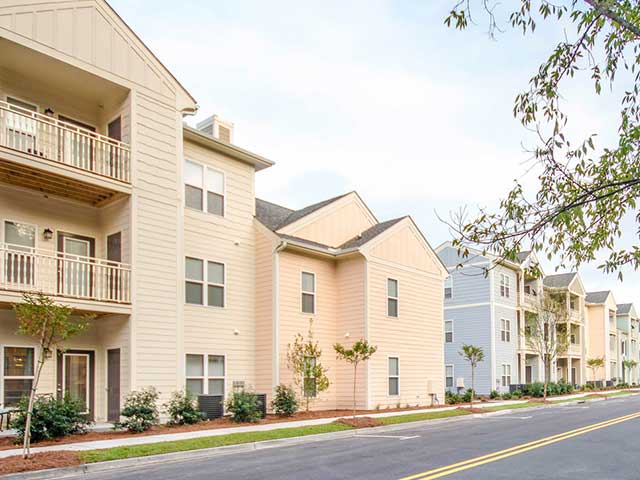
left=456, top=377, right=465, bottom=389
left=196, top=115, right=234, bottom=144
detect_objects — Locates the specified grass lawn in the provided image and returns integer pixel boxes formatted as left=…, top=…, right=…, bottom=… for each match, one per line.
left=80, top=423, right=353, bottom=464
left=379, top=409, right=470, bottom=425
left=483, top=402, right=539, bottom=411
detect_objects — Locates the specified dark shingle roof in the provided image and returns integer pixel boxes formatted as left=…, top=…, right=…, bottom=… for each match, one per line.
left=515, top=251, right=532, bottom=263
left=586, top=291, right=612, bottom=304
left=339, top=217, right=406, bottom=249
left=617, top=303, right=633, bottom=315
left=255, top=198, right=294, bottom=231
left=543, top=272, right=577, bottom=289
left=255, top=193, right=350, bottom=231
left=279, top=234, right=332, bottom=250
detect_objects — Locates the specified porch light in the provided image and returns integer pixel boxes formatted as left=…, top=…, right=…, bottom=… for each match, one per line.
left=44, top=107, right=54, bottom=116
left=43, top=228, right=53, bottom=241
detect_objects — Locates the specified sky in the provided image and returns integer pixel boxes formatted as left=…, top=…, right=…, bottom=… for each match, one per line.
left=110, top=0, right=638, bottom=306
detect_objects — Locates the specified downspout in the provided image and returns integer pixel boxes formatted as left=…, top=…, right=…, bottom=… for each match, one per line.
left=272, top=241, right=287, bottom=390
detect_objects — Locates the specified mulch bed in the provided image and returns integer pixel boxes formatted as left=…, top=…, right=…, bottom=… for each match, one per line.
left=0, top=451, right=81, bottom=476
left=0, top=405, right=442, bottom=451
left=334, top=417, right=384, bottom=428
left=456, top=407, right=487, bottom=414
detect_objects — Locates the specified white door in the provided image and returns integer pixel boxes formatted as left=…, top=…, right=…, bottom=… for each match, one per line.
left=62, top=237, right=91, bottom=297
left=4, top=221, right=36, bottom=286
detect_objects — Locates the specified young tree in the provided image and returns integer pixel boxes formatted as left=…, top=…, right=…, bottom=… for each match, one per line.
left=334, top=340, right=378, bottom=418
left=587, top=357, right=605, bottom=383
left=622, top=359, right=637, bottom=384
left=459, top=344, right=484, bottom=406
left=286, top=320, right=330, bottom=412
left=524, top=295, right=570, bottom=400
left=444, top=2, right=640, bottom=279
left=13, top=293, right=91, bottom=458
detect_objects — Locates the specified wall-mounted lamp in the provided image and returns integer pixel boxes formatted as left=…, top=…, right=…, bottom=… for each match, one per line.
left=233, top=329, right=240, bottom=336
left=344, top=332, right=350, bottom=338
left=43, top=228, right=53, bottom=241
left=44, top=107, right=55, bottom=116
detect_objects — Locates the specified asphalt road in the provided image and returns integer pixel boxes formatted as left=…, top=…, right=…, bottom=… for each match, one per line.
left=72, top=396, right=640, bottom=480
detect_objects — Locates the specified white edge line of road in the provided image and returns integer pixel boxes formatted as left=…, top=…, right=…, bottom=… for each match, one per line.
left=5, top=393, right=640, bottom=480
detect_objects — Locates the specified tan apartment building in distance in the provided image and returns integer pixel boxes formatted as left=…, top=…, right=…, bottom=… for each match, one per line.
left=0, top=0, right=446, bottom=422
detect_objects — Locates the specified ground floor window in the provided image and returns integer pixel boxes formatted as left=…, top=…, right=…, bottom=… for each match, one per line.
left=303, top=356, right=317, bottom=398
left=388, top=357, right=399, bottom=395
left=501, top=364, right=511, bottom=387
left=445, top=365, right=454, bottom=388
left=185, top=354, right=225, bottom=397
left=3, top=346, right=35, bottom=406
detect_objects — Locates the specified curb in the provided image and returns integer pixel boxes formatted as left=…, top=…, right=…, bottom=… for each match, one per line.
left=5, top=392, right=639, bottom=479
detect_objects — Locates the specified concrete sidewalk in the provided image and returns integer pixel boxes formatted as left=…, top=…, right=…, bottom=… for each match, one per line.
left=1, top=389, right=636, bottom=459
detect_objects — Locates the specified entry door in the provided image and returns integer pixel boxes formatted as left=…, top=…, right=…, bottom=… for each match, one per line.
left=58, top=115, right=96, bottom=169
left=58, top=233, right=95, bottom=298
left=571, top=367, right=577, bottom=385
left=107, top=232, right=122, bottom=301
left=57, top=350, right=95, bottom=418
left=107, top=117, right=122, bottom=178
left=525, top=366, right=532, bottom=384
left=107, top=349, right=121, bottom=422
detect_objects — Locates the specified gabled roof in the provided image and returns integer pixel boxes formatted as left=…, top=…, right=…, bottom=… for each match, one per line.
left=618, top=303, right=633, bottom=315
left=255, top=194, right=350, bottom=231
left=338, top=217, right=406, bottom=249
left=515, top=251, right=532, bottom=263
left=586, top=291, right=613, bottom=305
left=543, top=272, right=578, bottom=289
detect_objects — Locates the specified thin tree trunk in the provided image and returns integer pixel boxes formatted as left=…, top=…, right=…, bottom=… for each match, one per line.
left=353, top=363, right=358, bottom=419
left=470, top=365, right=474, bottom=407
left=23, top=355, right=45, bottom=458
left=543, top=359, right=549, bottom=401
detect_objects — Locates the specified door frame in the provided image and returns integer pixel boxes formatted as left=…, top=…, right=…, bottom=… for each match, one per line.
left=106, top=348, right=121, bottom=422
left=57, top=231, right=96, bottom=297
left=56, top=349, right=95, bottom=420
left=525, top=365, right=532, bottom=384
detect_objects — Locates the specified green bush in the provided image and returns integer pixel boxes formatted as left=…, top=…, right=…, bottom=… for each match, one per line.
left=529, top=382, right=545, bottom=398
left=462, top=389, right=474, bottom=403
left=445, top=391, right=462, bottom=405
left=490, top=390, right=500, bottom=400
left=512, top=390, right=523, bottom=399
left=115, top=387, right=159, bottom=433
left=501, top=392, right=512, bottom=400
left=11, top=394, right=89, bottom=443
left=617, top=382, right=630, bottom=389
left=226, top=391, right=263, bottom=423
left=271, top=384, right=298, bottom=417
left=164, top=391, right=205, bottom=426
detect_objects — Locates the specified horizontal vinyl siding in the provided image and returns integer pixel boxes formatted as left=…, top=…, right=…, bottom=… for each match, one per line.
left=254, top=226, right=275, bottom=398
left=494, top=304, right=518, bottom=392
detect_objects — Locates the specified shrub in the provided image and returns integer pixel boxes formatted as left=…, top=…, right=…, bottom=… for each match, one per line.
left=445, top=391, right=462, bottom=405
left=271, top=384, right=298, bottom=417
left=490, top=390, right=500, bottom=400
left=11, top=394, right=89, bottom=443
left=226, top=391, right=263, bottom=423
left=501, top=392, right=512, bottom=400
left=529, top=382, right=545, bottom=398
left=462, top=389, right=474, bottom=403
left=164, top=391, right=205, bottom=426
left=115, top=387, right=159, bottom=433
left=617, top=382, right=630, bottom=389
left=512, top=390, right=523, bottom=399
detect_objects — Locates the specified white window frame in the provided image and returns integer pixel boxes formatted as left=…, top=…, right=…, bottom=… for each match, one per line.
left=500, top=319, right=511, bottom=342
left=444, top=320, right=454, bottom=343
left=387, top=278, right=399, bottom=318
left=1, top=345, right=36, bottom=408
left=183, top=159, right=226, bottom=217
left=388, top=356, right=400, bottom=396
left=185, top=353, right=226, bottom=397
left=61, top=352, right=91, bottom=414
left=301, top=271, right=316, bottom=314
left=2, top=219, right=38, bottom=286
left=500, top=273, right=511, bottom=298
left=185, top=257, right=226, bottom=308
left=444, top=276, right=453, bottom=299
left=501, top=364, right=512, bottom=387
left=445, top=364, right=454, bottom=389
left=5, top=96, right=39, bottom=135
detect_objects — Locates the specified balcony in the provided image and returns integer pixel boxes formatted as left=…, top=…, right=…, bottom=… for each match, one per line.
left=0, top=101, right=130, bottom=205
left=0, top=243, right=131, bottom=307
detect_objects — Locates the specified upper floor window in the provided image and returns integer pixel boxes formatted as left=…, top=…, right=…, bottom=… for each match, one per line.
left=387, top=278, right=399, bottom=317
left=500, top=319, right=511, bottom=342
left=500, top=274, right=511, bottom=298
left=184, top=160, right=225, bottom=216
left=301, top=272, right=316, bottom=314
left=444, top=276, right=453, bottom=299
left=185, top=257, right=225, bottom=307
left=444, top=320, right=453, bottom=343
left=570, top=296, right=577, bottom=311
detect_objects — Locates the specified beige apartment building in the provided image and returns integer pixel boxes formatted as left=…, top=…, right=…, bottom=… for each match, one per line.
left=0, top=0, right=446, bottom=422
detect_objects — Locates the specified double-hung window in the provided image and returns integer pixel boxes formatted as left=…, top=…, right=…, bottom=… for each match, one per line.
left=185, top=354, right=225, bottom=397
left=184, top=160, right=225, bottom=216
left=444, top=276, right=453, bottom=299
left=444, top=320, right=453, bottom=343
left=387, top=278, right=399, bottom=317
left=500, top=274, right=511, bottom=298
left=301, top=272, right=315, bottom=314
left=3, top=346, right=35, bottom=406
left=303, top=356, right=317, bottom=398
left=500, top=319, right=511, bottom=342
left=185, top=257, right=225, bottom=307
left=388, top=357, right=399, bottom=395
left=501, top=364, right=511, bottom=387
left=445, top=365, right=454, bottom=388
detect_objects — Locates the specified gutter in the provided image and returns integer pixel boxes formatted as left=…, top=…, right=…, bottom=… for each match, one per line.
left=272, top=241, right=287, bottom=389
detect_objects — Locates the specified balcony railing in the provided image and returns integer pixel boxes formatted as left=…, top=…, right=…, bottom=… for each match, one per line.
left=1, top=243, right=131, bottom=304
left=0, top=101, right=130, bottom=183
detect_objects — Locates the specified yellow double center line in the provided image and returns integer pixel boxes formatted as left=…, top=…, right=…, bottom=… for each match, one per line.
left=399, top=411, right=640, bottom=480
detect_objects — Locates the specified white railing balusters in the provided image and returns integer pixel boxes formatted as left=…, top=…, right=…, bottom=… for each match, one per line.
left=0, top=100, right=130, bottom=183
